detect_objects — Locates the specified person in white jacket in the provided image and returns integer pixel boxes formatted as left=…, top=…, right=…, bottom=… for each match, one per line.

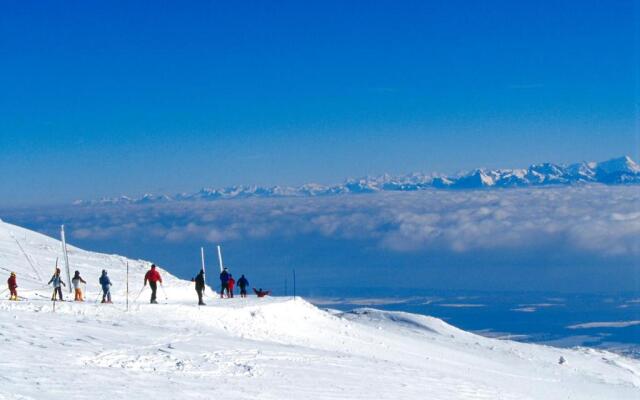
left=71, top=270, right=87, bottom=301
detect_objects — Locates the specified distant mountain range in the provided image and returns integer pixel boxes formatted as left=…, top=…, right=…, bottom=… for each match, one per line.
left=75, top=156, right=640, bottom=205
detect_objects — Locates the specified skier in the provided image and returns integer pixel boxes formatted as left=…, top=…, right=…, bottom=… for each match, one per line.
left=253, top=288, right=271, bottom=298
left=237, top=274, right=249, bottom=298
left=193, top=269, right=206, bottom=306
left=144, top=264, right=163, bottom=304
left=99, top=270, right=112, bottom=303
left=72, top=270, right=87, bottom=301
left=7, top=272, right=18, bottom=301
left=228, top=274, right=235, bottom=298
left=219, top=267, right=230, bottom=298
left=48, top=268, right=66, bottom=301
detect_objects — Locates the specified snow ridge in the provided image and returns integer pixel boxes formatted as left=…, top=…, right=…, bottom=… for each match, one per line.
left=75, top=155, right=640, bottom=205
left=1, top=220, right=640, bottom=399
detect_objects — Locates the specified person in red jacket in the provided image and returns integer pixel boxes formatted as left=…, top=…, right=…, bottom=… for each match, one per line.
left=7, top=272, right=17, bottom=301
left=228, top=274, right=235, bottom=298
left=253, top=288, right=271, bottom=298
left=144, top=264, right=163, bottom=304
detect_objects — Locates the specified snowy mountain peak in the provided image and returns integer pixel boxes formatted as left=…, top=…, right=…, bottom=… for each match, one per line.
left=75, top=156, right=640, bottom=205
left=596, top=155, right=640, bottom=175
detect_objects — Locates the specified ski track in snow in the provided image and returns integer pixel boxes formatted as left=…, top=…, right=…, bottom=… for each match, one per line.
left=0, top=220, right=639, bottom=399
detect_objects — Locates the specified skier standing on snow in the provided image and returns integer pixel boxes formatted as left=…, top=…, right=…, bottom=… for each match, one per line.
left=72, top=270, right=87, bottom=302
left=48, top=268, right=66, bottom=301
left=237, top=274, right=249, bottom=298
left=99, top=270, right=112, bottom=303
left=228, top=274, right=235, bottom=298
left=7, top=272, right=18, bottom=301
left=194, top=269, right=206, bottom=306
left=144, top=264, right=163, bottom=304
left=219, top=267, right=230, bottom=298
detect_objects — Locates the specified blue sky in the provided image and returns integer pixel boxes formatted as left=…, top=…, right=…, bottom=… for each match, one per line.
left=0, top=0, right=637, bottom=205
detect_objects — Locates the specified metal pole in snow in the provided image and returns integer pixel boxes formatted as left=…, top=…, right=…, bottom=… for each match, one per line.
left=200, top=247, right=206, bottom=295
left=126, top=262, right=129, bottom=312
left=60, top=225, right=72, bottom=293
left=217, top=245, right=224, bottom=272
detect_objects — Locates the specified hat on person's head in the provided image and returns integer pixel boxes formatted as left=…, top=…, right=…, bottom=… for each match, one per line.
left=10, top=272, right=15, bottom=276
left=151, top=264, right=156, bottom=269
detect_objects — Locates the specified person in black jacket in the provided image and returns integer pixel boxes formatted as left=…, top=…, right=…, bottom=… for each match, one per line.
left=219, top=268, right=230, bottom=298
left=194, top=269, right=206, bottom=306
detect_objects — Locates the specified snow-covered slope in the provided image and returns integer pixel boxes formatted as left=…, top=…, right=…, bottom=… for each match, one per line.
left=75, top=156, right=640, bottom=205
left=0, top=218, right=191, bottom=300
left=0, top=220, right=639, bottom=400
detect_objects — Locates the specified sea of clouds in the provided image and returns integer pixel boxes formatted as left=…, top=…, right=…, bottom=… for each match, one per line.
left=54, top=185, right=640, bottom=255
left=2, top=185, right=638, bottom=292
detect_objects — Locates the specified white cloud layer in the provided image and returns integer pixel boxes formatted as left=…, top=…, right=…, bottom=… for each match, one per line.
left=24, top=185, right=638, bottom=259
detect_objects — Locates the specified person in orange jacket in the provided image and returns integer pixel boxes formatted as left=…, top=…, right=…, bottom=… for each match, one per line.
left=7, top=272, right=17, bottom=301
left=144, top=264, right=163, bottom=304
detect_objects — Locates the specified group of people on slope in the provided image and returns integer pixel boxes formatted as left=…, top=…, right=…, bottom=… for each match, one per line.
left=97, top=264, right=163, bottom=304
left=7, top=263, right=270, bottom=305
left=219, top=268, right=269, bottom=299
left=7, top=268, right=80, bottom=302
left=5, top=265, right=163, bottom=304
left=193, top=267, right=270, bottom=305
left=192, top=267, right=248, bottom=305
left=219, top=267, right=256, bottom=299
left=45, top=268, right=111, bottom=303
left=46, top=268, right=112, bottom=303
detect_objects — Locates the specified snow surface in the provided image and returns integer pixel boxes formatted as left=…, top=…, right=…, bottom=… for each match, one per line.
left=0, top=220, right=639, bottom=399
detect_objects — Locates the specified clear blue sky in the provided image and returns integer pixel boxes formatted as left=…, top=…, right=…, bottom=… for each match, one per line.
left=0, top=0, right=637, bottom=205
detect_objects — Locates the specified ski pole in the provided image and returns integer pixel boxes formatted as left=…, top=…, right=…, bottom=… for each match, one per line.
left=160, top=283, right=168, bottom=301
left=133, top=285, right=146, bottom=302
left=0, top=288, right=8, bottom=297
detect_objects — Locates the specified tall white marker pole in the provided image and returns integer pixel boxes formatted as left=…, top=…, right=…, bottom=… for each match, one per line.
left=126, top=262, right=129, bottom=312
left=200, top=247, right=206, bottom=295
left=217, top=245, right=224, bottom=272
left=60, top=225, right=72, bottom=293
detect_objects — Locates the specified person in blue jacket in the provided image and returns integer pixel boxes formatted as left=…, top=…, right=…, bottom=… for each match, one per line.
left=48, top=268, right=66, bottom=301
left=237, top=274, right=249, bottom=298
left=219, top=267, right=230, bottom=298
left=99, top=270, right=112, bottom=303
